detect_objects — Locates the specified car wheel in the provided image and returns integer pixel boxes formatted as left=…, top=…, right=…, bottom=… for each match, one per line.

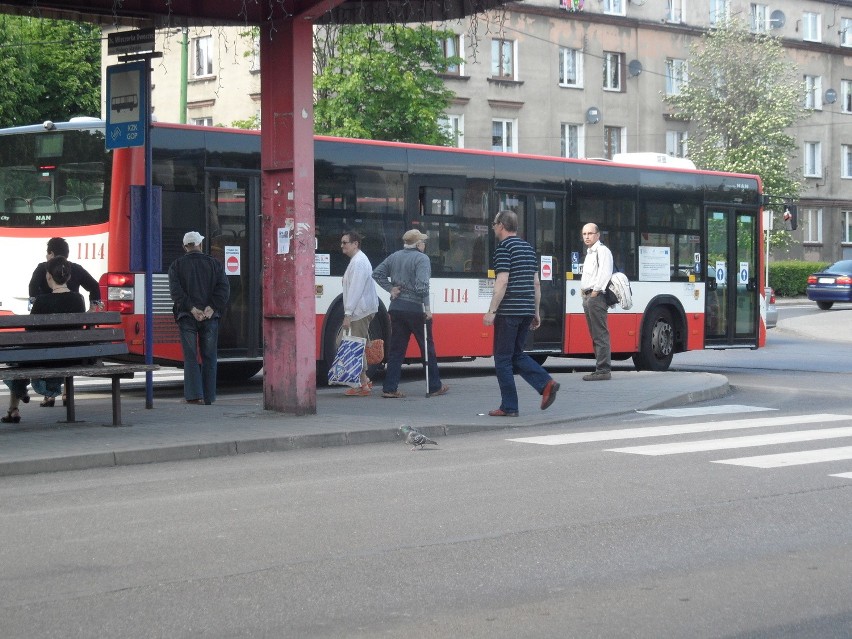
left=816, top=301, right=834, bottom=310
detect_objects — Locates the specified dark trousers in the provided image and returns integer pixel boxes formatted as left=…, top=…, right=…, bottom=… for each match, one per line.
left=382, top=310, right=443, bottom=394
left=493, top=314, right=552, bottom=413
left=582, top=294, right=611, bottom=373
left=178, top=317, right=219, bottom=404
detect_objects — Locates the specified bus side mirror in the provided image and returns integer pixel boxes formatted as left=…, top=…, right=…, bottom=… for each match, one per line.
left=784, top=205, right=798, bottom=231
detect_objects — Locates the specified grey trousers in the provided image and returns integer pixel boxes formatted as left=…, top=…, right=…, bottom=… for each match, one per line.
left=582, top=293, right=611, bottom=373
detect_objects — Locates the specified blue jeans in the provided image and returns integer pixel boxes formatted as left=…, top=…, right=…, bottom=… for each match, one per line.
left=4, top=377, right=61, bottom=400
left=493, top=314, right=552, bottom=413
left=382, top=311, right=443, bottom=394
left=178, top=317, right=219, bottom=403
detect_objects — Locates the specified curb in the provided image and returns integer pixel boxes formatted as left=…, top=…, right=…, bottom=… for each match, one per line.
left=0, top=378, right=731, bottom=477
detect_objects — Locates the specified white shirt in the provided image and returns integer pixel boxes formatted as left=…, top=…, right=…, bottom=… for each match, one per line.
left=342, top=249, right=379, bottom=321
left=580, top=241, right=614, bottom=292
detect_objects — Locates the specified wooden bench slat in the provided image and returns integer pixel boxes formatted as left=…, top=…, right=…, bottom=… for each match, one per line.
left=0, top=311, right=121, bottom=329
left=0, top=342, right=129, bottom=364
left=0, top=327, right=125, bottom=347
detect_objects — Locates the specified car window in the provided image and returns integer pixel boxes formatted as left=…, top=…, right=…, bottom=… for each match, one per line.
left=826, top=260, right=852, bottom=273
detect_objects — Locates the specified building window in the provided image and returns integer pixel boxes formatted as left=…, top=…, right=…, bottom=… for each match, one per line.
left=604, top=126, right=623, bottom=159
left=603, top=0, right=624, bottom=16
left=842, top=80, right=852, bottom=113
left=802, top=12, right=822, bottom=42
left=843, top=211, right=852, bottom=243
left=192, top=117, right=213, bottom=127
left=439, top=114, right=464, bottom=148
left=193, top=36, right=213, bottom=78
left=440, top=34, right=463, bottom=75
left=842, top=145, right=852, bottom=178
left=561, top=123, right=584, bottom=158
left=710, top=0, right=730, bottom=25
left=667, top=0, right=684, bottom=23
left=558, top=47, right=583, bottom=88
left=491, top=39, right=515, bottom=80
left=603, top=52, right=623, bottom=91
left=842, top=18, right=852, bottom=47
left=804, top=142, right=822, bottom=177
left=750, top=4, right=769, bottom=33
left=492, top=119, right=516, bottom=153
left=250, top=34, right=260, bottom=72
left=666, top=131, right=688, bottom=158
left=805, top=75, right=823, bottom=110
left=803, top=208, right=823, bottom=243
left=665, top=59, right=687, bottom=96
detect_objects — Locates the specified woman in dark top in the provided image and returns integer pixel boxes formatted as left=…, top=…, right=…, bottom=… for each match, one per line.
left=2, top=257, right=85, bottom=423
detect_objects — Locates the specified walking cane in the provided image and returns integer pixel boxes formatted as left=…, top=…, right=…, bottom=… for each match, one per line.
left=423, top=304, right=430, bottom=397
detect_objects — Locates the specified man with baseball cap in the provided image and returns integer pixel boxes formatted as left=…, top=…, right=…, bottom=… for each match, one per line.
left=168, top=231, right=230, bottom=405
left=372, top=228, right=448, bottom=399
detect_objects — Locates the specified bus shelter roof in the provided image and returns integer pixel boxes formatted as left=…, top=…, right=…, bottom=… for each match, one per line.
left=0, top=0, right=507, bottom=26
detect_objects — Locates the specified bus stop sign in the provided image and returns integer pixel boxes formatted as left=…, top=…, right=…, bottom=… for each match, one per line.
left=105, top=62, right=146, bottom=150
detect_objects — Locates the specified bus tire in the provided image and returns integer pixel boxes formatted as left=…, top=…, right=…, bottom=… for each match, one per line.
left=816, top=301, right=833, bottom=310
left=529, top=354, right=548, bottom=365
left=318, top=303, right=389, bottom=386
left=218, top=361, right=263, bottom=381
left=632, top=306, right=675, bottom=372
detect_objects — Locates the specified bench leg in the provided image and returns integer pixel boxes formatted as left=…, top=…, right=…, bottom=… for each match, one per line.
left=64, top=376, right=77, bottom=423
left=110, top=376, right=122, bottom=427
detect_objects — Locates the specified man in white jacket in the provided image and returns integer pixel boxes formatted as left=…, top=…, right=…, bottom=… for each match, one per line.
left=340, top=231, right=379, bottom=396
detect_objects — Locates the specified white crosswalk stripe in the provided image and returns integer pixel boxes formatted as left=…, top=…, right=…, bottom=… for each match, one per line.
left=507, top=413, right=849, bottom=446
left=713, top=446, right=852, bottom=468
left=829, top=472, right=852, bottom=480
left=637, top=404, right=776, bottom=418
left=607, top=426, right=852, bottom=456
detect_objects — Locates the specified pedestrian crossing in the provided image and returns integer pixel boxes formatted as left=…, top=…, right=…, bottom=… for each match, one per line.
left=507, top=406, right=852, bottom=481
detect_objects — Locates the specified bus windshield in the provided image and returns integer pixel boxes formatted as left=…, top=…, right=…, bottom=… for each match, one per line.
left=0, top=128, right=110, bottom=227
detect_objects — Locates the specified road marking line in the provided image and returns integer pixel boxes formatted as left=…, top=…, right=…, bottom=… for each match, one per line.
left=507, top=414, right=850, bottom=446
left=637, top=405, right=775, bottom=417
left=829, top=472, right=852, bottom=479
left=607, top=426, right=852, bottom=456
left=713, top=446, right=852, bottom=468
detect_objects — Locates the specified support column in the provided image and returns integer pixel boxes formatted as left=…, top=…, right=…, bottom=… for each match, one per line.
left=260, top=19, right=316, bottom=414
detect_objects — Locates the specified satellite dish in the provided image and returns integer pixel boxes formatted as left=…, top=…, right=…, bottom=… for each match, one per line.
left=770, top=10, right=785, bottom=29
left=586, top=107, right=601, bottom=125
left=825, top=88, right=838, bottom=104
left=628, top=60, right=643, bottom=77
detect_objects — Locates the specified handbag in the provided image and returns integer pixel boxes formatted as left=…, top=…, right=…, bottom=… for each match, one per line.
left=327, top=333, right=366, bottom=387
left=365, top=338, right=384, bottom=365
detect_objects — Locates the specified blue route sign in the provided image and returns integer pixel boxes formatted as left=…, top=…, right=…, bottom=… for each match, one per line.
left=105, top=62, right=146, bottom=150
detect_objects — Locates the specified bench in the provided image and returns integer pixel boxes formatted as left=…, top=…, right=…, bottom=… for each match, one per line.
left=0, top=312, right=158, bottom=426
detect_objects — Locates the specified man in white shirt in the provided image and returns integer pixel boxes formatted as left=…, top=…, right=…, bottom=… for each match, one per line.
left=579, top=223, right=613, bottom=380
left=340, top=231, right=379, bottom=396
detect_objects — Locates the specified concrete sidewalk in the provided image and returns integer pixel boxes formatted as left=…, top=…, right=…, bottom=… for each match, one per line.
left=0, top=367, right=730, bottom=477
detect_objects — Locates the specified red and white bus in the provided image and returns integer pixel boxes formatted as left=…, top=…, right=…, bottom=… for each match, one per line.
left=0, top=119, right=768, bottom=379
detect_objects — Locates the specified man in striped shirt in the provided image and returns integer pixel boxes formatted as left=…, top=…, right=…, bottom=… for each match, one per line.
left=483, top=210, right=559, bottom=417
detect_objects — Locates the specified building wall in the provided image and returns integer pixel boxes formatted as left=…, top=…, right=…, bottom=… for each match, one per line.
left=101, top=0, right=852, bottom=264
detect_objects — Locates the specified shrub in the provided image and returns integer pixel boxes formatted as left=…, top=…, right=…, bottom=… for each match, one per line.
left=768, top=260, right=829, bottom=297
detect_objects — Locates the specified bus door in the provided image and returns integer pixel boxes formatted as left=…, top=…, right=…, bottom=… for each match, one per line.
left=704, top=207, right=759, bottom=347
left=496, top=191, right=565, bottom=352
left=205, top=170, right=262, bottom=358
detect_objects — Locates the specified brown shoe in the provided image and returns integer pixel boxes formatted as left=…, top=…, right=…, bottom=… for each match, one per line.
left=488, top=408, right=519, bottom=417
left=427, top=384, right=449, bottom=398
left=540, top=380, right=560, bottom=410
left=582, top=372, right=611, bottom=381
left=184, top=399, right=204, bottom=404
left=382, top=390, right=406, bottom=398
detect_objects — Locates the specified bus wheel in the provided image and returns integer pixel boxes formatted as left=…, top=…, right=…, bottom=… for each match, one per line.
left=632, top=307, right=675, bottom=371
left=218, top=361, right=263, bottom=381
left=529, top=354, right=548, bottom=365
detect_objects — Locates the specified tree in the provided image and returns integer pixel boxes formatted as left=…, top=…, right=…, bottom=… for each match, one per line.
left=664, top=18, right=803, bottom=237
left=0, top=17, right=101, bottom=127
left=313, top=24, right=461, bottom=145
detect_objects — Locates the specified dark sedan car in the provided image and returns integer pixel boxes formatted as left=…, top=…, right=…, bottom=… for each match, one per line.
left=806, top=260, right=852, bottom=310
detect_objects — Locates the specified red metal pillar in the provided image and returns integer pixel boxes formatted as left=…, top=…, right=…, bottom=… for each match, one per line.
left=259, top=18, right=316, bottom=414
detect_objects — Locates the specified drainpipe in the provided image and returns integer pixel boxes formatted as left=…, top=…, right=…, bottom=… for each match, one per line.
left=179, top=28, right=188, bottom=124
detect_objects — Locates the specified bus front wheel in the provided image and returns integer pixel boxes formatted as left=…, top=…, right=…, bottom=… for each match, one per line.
left=632, top=307, right=675, bottom=372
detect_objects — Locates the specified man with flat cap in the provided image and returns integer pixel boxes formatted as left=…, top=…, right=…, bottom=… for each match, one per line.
left=168, top=231, right=230, bottom=405
left=372, top=229, right=448, bottom=399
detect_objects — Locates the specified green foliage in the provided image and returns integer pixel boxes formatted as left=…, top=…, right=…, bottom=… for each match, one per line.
left=664, top=18, right=803, bottom=243
left=768, top=260, right=828, bottom=297
left=228, top=114, right=260, bottom=130
left=0, top=17, right=101, bottom=127
left=313, top=25, right=460, bottom=145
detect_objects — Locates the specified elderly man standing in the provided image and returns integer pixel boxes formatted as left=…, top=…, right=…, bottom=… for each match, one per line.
left=579, top=222, right=613, bottom=381
left=372, top=229, right=448, bottom=399
left=168, top=231, right=230, bottom=404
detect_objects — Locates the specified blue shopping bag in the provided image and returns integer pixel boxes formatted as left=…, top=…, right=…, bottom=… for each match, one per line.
left=327, top=333, right=366, bottom=387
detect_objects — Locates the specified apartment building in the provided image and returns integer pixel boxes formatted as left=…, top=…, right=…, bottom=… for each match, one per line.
left=102, top=0, right=852, bottom=263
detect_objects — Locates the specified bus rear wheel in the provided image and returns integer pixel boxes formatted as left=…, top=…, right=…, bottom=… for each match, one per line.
left=632, top=307, right=675, bottom=372
left=218, top=361, right=263, bottom=381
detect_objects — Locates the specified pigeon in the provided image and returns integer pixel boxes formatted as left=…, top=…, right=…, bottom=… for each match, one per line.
left=399, top=424, right=437, bottom=451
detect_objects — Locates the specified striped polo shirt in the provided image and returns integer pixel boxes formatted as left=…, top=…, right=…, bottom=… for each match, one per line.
left=493, top=235, right=537, bottom=316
